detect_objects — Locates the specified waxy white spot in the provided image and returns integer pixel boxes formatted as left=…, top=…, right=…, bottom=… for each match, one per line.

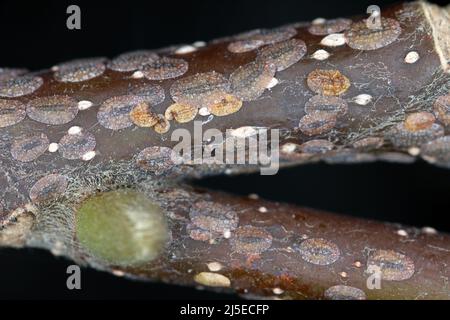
left=266, top=77, right=279, bottom=89
left=320, top=33, right=346, bottom=47
left=82, top=150, right=96, bottom=161
left=272, top=288, right=284, bottom=295
left=199, top=107, right=211, bottom=116
left=78, top=100, right=93, bottom=110
left=408, top=147, right=421, bottom=156
left=223, top=229, right=232, bottom=239
left=422, top=155, right=436, bottom=164
left=312, top=49, right=330, bottom=61
left=131, top=71, right=144, bottom=79
left=112, top=270, right=125, bottom=277
left=248, top=193, right=259, bottom=200
left=230, top=126, right=259, bottom=138
left=353, top=94, right=373, bottom=106
left=51, top=241, right=64, bottom=256
left=207, top=262, right=223, bottom=272
left=68, top=126, right=82, bottom=135
left=175, top=45, right=197, bottom=54
left=281, top=142, right=298, bottom=153
left=193, top=41, right=207, bottom=48
left=421, top=226, right=437, bottom=235
left=397, top=229, right=409, bottom=237
left=258, top=206, right=268, bottom=213
left=48, top=143, right=59, bottom=153
left=404, top=51, right=420, bottom=64
left=339, top=271, right=348, bottom=278
left=312, top=17, right=326, bottom=25
left=353, top=261, right=362, bottom=268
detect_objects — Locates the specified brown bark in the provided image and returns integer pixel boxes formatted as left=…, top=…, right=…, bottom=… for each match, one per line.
left=0, top=1, right=449, bottom=299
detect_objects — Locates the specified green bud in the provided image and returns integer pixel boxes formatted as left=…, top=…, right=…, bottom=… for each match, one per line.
left=76, top=190, right=169, bottom=266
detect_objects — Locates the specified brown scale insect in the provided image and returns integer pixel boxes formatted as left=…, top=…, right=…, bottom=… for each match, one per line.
left=421, top=136, right=450, bottom=166
left=227, top=40, right=265, bottom=53
left=433, top=94, right=450, bottom=126
left=127, top=83, right=166, bottom=106
left=153, top=114, right=171, bottom=134
left=306, top=69, right=350, bottom=96
left=0, top=75, right=43, bottom=98
left=376, top=152, right=415, bottom=164
left=97, top=95, right=145, bottom=130
left=188, top=229, right=213, bottom=242
left=29, top=174, right=68, bottom=202
left=298, top=112, right=337, bottom=136
left=107, top=50, right=159, bottom=72
left=404, top=112, right=435, bottom=132
left=141, top=57, right=188, bottom=80
left=366, top=249, right=415, bottom=281
left=10, top=134, right=49, bottom=162
left=193, top=272, right=231, bottom=287
left=170, top=71, right=231, bottom=108
left=323, top=148, right=377, bottom=164
left=136, top=146, right=176, bottom=175
left=26, top=95, right=78, bottom=125
left=295, top=238, right=340, bottom=266
left=208, top=94, right=243, bottom=117
left=164, top=103, right=197, bottom=123
left=0, top=68, right=28, bottom=81
left=1, top=1, right=449, bottom=301
left=230, top=225, right=273, bottom=255
left=299, top=139, right=334, bottom=154
left=345, top=17, right=402, bottom=50
left=256, top=38, right=307, bottom=72
left=230, top=61, right=276, bottom=101
left=58, top=130, right=96, bottom=160
left=188, top=201, right=239, bottom=242
left=234, top=27, right=297, bottom=46
left=308, top=18, right=352, bottom=35
left=324, top=285, right=366, bottom=300
left=54, top=58, right=106, bottom=83
left=386, top=122, right=444, bottom=148
left=0, top=99, right=26, bottom=128
left=130, top=102, right=159, bottom=127
left=352, top=137, right=384, bottom=150
left=304, top=95, right=348, bottom=115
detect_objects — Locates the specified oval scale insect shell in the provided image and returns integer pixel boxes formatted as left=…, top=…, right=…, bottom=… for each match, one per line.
left=76, top=190, right=170, bottom=266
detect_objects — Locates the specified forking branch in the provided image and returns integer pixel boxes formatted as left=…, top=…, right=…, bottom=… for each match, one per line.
left=0, top=1, right=449, bottom=299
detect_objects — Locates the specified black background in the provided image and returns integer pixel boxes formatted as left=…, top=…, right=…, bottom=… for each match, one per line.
left=0, top=0, right=449, bottom=299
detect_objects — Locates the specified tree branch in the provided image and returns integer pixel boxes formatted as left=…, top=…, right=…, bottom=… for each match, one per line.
left=0, top=1, right=449, bottom=299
